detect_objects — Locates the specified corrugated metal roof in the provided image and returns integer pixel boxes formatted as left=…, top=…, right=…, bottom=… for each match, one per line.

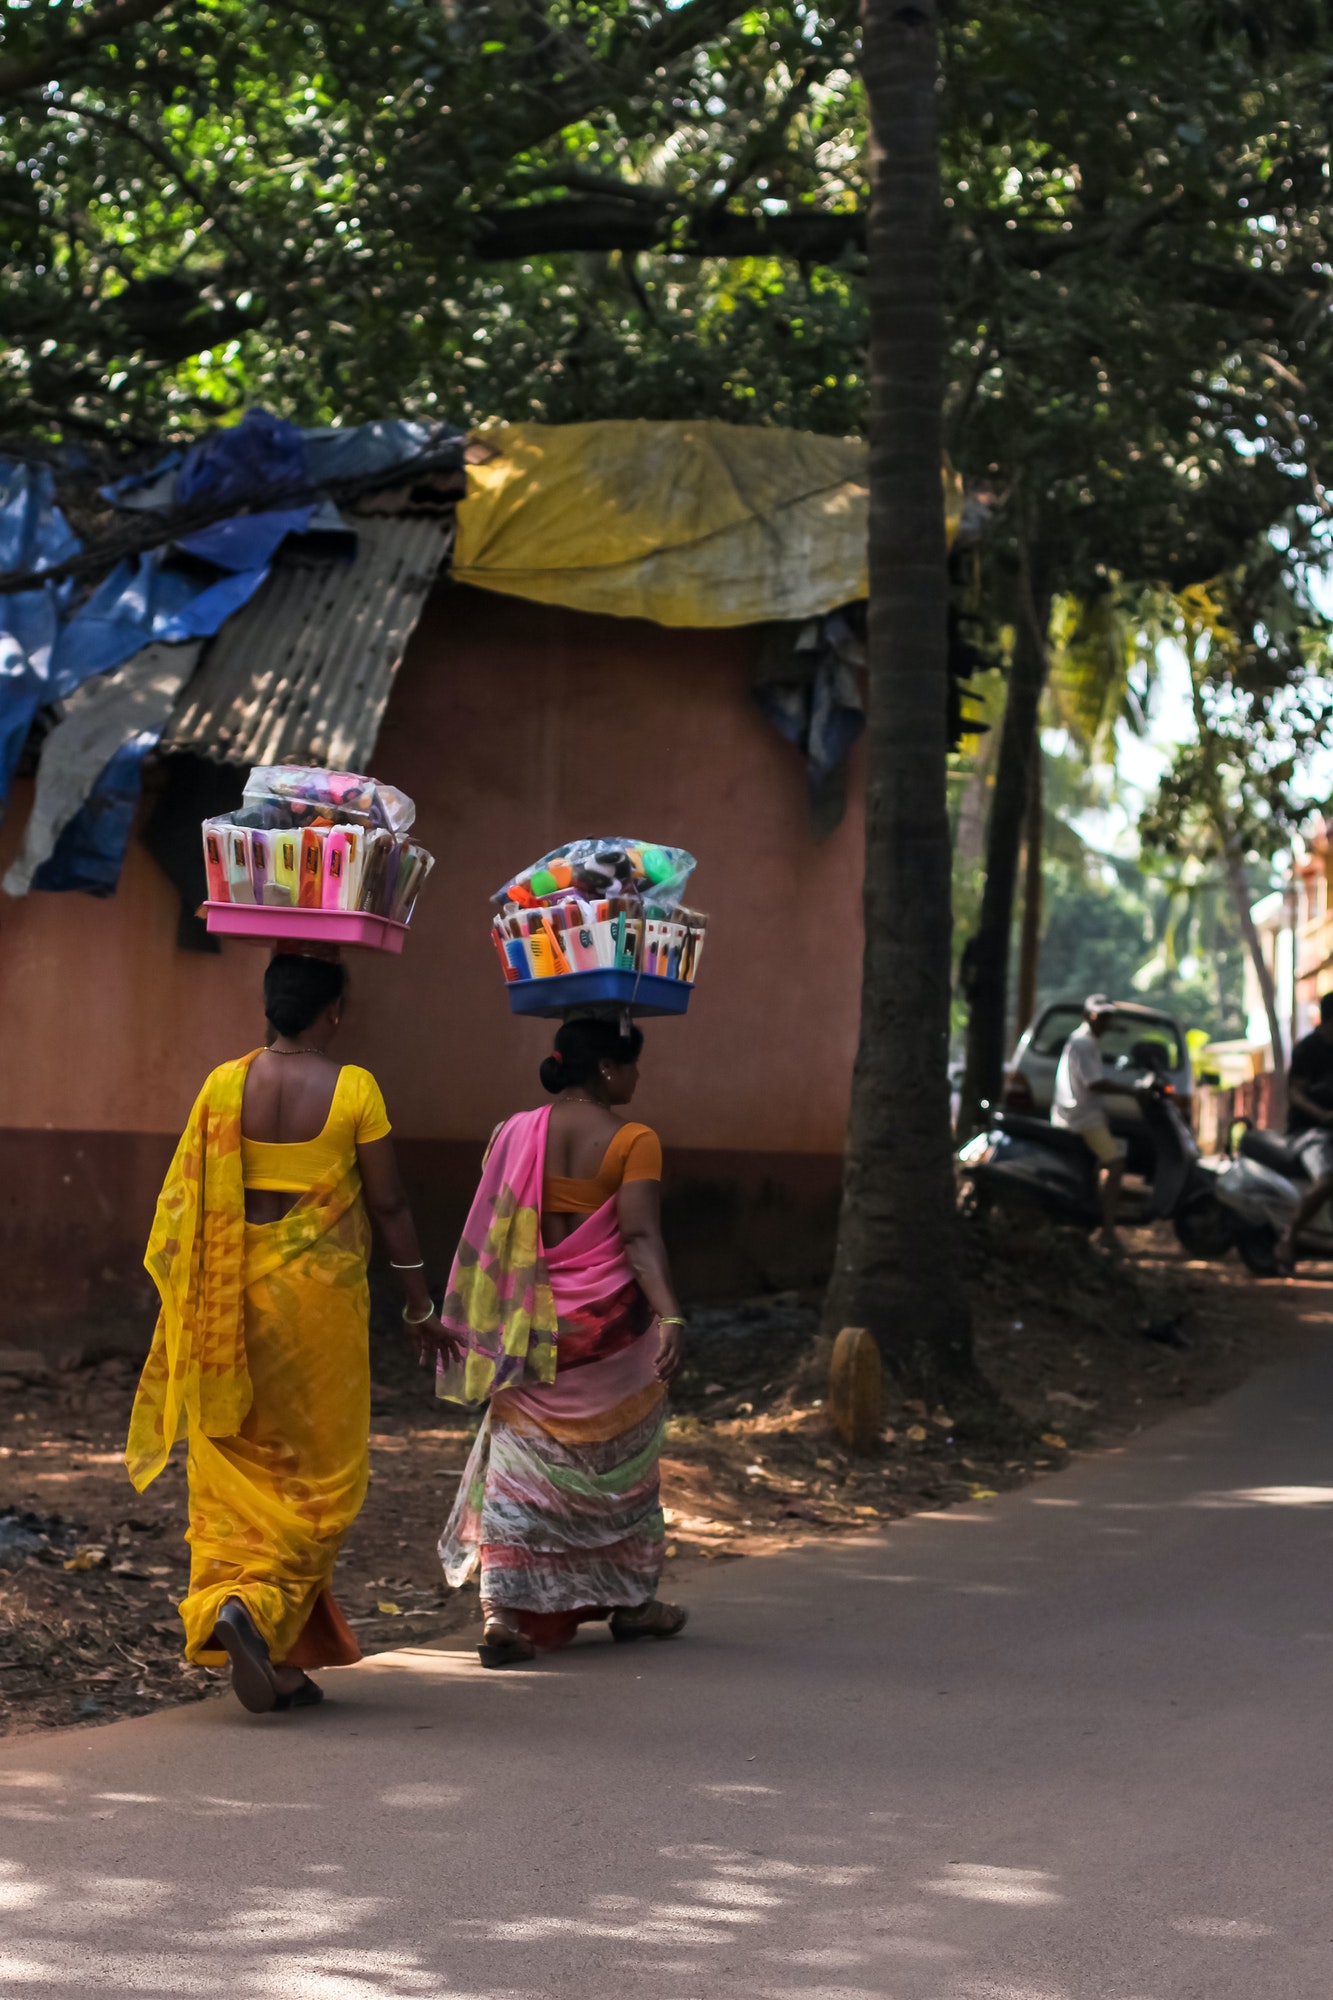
left=163, top=515, right=449, bottom=769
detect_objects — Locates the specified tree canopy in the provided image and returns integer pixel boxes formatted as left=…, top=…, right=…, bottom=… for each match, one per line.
left=8, top=0, right=1333, bottom=502
left=1, top=0, right=871, bottom=437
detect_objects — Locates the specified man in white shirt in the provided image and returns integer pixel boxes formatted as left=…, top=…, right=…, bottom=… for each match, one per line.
left=1051, top=994, right=1129, bottom=1252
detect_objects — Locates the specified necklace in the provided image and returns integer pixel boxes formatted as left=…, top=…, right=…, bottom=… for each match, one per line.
left=265, top=1045, right=325, bottom=1058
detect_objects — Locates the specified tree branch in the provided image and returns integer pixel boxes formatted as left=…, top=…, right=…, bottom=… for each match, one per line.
left=510, top=167, right=676, bottom=208
left=469, top=197, right=865, bottom=262
left=0, top=0, right=179, bottom=102
left=606, top=0, right=745, bottom=73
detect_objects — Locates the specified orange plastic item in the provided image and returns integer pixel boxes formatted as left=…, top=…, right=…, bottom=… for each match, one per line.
left=298, top=829, right=324, bottom=908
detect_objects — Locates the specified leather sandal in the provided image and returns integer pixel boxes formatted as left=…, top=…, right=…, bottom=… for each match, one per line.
left=215, top=1600, right=279, bottom=1713
left=610, top=1600, right=688, bottom=1643
left=478, top=1615, right=536, bottom=1669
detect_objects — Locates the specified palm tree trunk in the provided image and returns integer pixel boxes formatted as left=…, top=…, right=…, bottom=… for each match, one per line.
left=822, top=0, right=973, bottom=1389
left=1014, top=743, right=1043, bottom=1045
left=957, top=578, right=1050, bottom=1134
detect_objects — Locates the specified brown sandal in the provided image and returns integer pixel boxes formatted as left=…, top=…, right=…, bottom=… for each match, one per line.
left=610, top=1600, right=688, bottom=1643
left=478, top=1615, right=536, bottom=1669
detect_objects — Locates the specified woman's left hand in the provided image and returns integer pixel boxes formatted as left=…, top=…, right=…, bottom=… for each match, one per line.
left=408, top=1313, right=463, bottom=1371
left=656, top=1320, right=685, bottom=1383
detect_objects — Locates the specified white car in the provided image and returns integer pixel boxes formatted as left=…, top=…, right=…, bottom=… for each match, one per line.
left=1003, top=1000, right=1193, bottom=1173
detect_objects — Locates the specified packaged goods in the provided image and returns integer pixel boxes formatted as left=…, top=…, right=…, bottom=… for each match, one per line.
left=490, top=838, right=707, bottom=1018
left=202, top=765, right=432, bottom=952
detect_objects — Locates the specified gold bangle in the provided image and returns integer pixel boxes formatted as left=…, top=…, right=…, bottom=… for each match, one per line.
left=402, top=1303, right=435, bottom=1326
left=659, top=1315, right=687, bottom=1327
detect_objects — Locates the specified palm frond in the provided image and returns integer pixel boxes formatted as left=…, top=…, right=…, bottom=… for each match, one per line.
left=1046, top=584, right=1158, bottom=760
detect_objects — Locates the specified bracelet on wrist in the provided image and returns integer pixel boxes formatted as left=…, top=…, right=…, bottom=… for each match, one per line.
left=402, top=1302, right=436, bottom=1327
left=391, top=1259, right=425, bottom=1271
left=659, top=1315, right=687, bottom=1328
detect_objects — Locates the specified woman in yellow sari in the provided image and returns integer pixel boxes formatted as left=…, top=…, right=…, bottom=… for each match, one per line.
left=125, top=953, right=453, bottom=1715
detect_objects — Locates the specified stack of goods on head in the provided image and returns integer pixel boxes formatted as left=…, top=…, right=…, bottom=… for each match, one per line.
left=202, top=766, right=434, bottom=954
left=491, top=838, right=706, bottom=1019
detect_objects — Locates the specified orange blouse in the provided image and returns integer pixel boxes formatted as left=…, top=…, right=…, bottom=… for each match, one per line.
left=544, top=1122, right=662, bottom=1214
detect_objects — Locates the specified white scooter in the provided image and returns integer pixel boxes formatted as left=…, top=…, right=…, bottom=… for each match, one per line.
left=1210, top=1126, right=1333, bottom=1276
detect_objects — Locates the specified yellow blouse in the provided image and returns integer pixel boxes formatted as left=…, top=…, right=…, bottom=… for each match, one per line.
left=241, top=1065, right=392, bottom=1192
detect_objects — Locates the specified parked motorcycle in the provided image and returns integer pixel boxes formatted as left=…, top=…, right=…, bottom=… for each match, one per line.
left=1208, top=1126, right=1333, bottom=1276
left=958, top=1072, right=1234, bottom=1255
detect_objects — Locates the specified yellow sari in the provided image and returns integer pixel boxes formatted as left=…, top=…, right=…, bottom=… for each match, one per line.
left=126, top=1051, right=371, bottom=1667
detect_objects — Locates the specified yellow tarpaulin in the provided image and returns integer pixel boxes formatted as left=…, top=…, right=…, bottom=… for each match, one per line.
left=453, top=419, right=963, bottom=629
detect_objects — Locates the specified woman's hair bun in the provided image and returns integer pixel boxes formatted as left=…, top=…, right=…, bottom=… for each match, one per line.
left=263, top=954, right=346, bottom=1039
left=538, top=1054, right=566, bottom=1094
left=539, top=1017, right=644, bottom=1094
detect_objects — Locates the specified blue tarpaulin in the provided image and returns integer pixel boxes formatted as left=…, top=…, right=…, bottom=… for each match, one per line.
left=0, top=475, right=338, bottom=892
left=302, top=419, right=438, bottom=486
left=31, top=729, right=160, bottom=896
left=3, top=410, right=460, bottom=896
left=98, top=413, right=448, bottom=515
left=174, top=407, right=305, bottom=512
left=6, top=509, right=340, bottom=894
left=0, top=464, right=80, bottom=799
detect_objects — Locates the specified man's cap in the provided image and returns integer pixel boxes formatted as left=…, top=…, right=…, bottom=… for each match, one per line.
left=1084, top=993, right=1116, bottom=1017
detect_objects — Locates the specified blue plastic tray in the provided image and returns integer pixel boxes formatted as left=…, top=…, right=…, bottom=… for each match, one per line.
left=505, top=968, right=693, bottom=1019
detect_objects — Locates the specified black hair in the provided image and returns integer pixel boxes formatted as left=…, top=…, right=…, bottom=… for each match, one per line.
left=263, top=954, right=347, bottom=1039
left=539, top=1017, right=644, bottom=1095
left=1321, top=991, right=1333, bottom=1026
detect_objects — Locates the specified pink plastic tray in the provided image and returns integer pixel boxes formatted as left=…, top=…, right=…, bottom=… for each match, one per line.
left=203, top=903, right=409, bottom=954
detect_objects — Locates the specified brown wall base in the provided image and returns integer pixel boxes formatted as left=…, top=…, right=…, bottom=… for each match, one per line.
left=0, top=1129, right=174, bottom=1354
left=0, top=1129, right=844, bottom=1357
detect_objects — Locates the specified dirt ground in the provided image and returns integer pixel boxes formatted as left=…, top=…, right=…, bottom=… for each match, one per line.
left=2, top=1219, right=1325, bottom=1736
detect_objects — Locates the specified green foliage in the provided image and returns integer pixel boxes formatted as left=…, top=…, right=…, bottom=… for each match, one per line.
left=944, top=0, right=1333, bottom=632
left=1138, top=576, right=1333, bottom=868
left=7, top=0, right=1333, bottom=507
left=1045, top=587, right=1160, bottom=761
left=1035, top=859, right=1249, bottom=1043
left=0, top=0, right=869, bottom=438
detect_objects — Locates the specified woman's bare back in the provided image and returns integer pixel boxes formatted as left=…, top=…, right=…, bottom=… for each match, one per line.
left=541, top=1098, right=627, bottom=1244
left=543, top=1097, right=625, bottom=1180
left=241, top=1051, right=344, bottom=1223
left=242, top=1051, right=342, bottom=1144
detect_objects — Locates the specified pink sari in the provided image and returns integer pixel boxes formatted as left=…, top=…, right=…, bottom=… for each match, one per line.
left=438, top=1113, right=666, bottom=1647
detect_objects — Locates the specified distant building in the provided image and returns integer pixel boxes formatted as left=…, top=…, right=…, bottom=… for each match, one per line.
left=1292, top=816, right=1333, bottom=1030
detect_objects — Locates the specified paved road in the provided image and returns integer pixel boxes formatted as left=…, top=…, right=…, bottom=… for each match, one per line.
left=4, top=1312, right=1333, bottom=2000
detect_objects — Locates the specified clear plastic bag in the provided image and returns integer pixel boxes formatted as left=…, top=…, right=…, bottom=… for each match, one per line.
left=495, top=837, right=696, bottom=912
left=242, top=765, right=416, bottom=834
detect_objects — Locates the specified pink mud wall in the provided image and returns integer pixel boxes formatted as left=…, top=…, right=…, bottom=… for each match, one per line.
left=0, top=585, right=865, bottom=1347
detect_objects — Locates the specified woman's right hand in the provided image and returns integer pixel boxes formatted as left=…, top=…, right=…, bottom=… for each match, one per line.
left=656, top=1319, right=685, bottom=1383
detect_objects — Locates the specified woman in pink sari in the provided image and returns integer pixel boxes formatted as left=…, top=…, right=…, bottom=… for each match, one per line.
left=437, top=1017, right=688, bottom=1667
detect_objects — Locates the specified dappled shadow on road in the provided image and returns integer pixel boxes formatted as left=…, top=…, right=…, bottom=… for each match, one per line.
left=0, top=1752, right=1291, bottom=1999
